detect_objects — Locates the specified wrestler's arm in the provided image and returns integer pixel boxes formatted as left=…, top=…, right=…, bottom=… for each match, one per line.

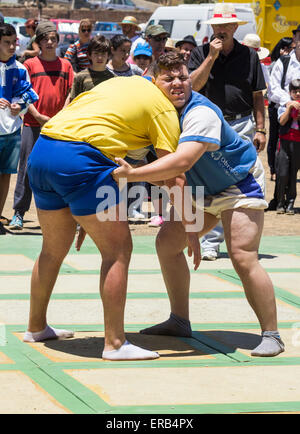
left=157, top=160, right=201, bottom=271
left=113, top=140, right=209, bottom=183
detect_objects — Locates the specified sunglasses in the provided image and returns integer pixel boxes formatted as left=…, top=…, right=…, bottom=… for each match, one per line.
left=151, top=36, right=168, bottom=43
left=81, top=28, right=92, bottom=33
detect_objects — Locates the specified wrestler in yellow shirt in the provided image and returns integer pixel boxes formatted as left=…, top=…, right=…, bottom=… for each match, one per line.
left=42, top=75, right=180, bottom=160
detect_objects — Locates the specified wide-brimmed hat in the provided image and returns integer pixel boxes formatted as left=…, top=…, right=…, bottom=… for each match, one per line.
left=119, top=16, right=141, bottom=30
left=145, top=24, right=170, bottom=38
left=165, top=38, right=177, bottom=51
left=292, top=24, right=300, bottom=35
left=133, top=42, right=152, bottom=58
left=175, top=35, right=197, bottom=48
left=242, top=33, right=269, bottom=60
left=204, top=3, right=248, bottom=26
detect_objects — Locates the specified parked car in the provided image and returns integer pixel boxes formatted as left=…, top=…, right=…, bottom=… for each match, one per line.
left=146, top=4, right=256, bottom=46
left=4, top=18, right=29, bottom=57
left=14, top=23, right=30, bottom=57
left=56, top=32, right=79, bottom=58
left=92, top=21, right=122, bottom=39
left=90, top=0, right=148, bottom=11
left=50, top=19, right=81, bottom=34
left=4, top=16, right=27, bottom=26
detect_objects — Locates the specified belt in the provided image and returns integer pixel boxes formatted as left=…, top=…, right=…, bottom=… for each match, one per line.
left=224, top=110, right=252, bottom=122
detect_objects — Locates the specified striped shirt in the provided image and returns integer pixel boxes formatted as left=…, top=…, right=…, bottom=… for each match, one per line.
left=64, top=40, right=90, bottom=72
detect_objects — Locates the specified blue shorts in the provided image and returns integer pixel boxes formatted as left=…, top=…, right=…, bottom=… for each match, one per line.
left=0, top=129, right=21, bottom=174
left=27, top=135, right=120, bottom=216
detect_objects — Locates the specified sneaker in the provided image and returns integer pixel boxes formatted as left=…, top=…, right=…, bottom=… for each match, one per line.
left=276, top=204, right=285, bottom=214
left=128, top=209, right=145, bottom=219
left=148, top=215, right=164, bottom=227
left=0, top=215, right=9, bottom=225
left=9, top=214, right=23, bottom=230
left=286, top=201, right=295, bottom=215
left=202, top=249, right=219, bottom=261
left=0, top=222, right=6, bottom=235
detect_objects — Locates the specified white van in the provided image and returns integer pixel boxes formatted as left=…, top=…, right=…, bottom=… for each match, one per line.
left=146, top=3, right=256, bottom=46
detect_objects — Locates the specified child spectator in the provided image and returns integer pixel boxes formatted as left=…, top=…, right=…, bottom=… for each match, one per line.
left=20, top=19, right=39, bottom=62
left=9, top=21, right=74, bottom=231
left=133, top=42, right=152, bottom=72
left=276, top=78, right=300, bottom=214
left=107, top=34, right=143, bottom=76
left=67, top=35, right=114, bottom=103
left=0, top=24, right=38, bottom=235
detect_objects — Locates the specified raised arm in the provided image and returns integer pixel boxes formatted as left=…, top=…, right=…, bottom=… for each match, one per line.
left=189, top=39, right=222, bottom=91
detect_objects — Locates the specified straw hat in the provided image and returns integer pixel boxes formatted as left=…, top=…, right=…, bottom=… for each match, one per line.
left=242, top=33, right=270, bottom=60
left=204, top=3, right=248, bottom=26
left=165, top=38, right=177, bottom=51
left=119, top=16, right=141, bottom=31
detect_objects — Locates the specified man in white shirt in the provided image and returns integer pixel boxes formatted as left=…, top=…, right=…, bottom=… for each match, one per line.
left=269, top=25, right=300, bottom=107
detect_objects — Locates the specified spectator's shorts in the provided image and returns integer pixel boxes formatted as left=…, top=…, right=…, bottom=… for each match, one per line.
left=193, top=157, right=268, bottom=219
left=27, top=135, right=120, bottom=216
left=0, top=129, right=21, bottom=174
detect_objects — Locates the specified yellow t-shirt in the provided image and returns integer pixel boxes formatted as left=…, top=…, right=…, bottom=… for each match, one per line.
left=41, top=76, right=180, bottom=160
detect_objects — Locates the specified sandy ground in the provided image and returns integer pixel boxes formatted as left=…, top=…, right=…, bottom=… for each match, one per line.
left=2, top=118, right=300, bottom=237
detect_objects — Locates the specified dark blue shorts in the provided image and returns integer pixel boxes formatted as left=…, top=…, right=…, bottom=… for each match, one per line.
left=0, top=129, right=21, bottom=174
left=27, top=135, right=120, bottom=216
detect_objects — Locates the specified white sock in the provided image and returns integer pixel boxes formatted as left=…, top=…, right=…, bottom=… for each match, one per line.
left=102, top=340, right=160, bottom=361
left=251, top=331, right=285, bottom=357
left=23, top=325, right=74, bottom=342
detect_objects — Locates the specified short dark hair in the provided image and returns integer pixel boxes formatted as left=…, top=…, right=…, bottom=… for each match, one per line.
left=270, top=37, right=293, bottom=62
left=87, top=35, right=111, bottom=56
left=110, top=34, right=131, bottom=50
left=289, top=79, right=300, bottom=91
left=0, top=23, right=16, bottom=39
left=148, top=52, right=186, bottom=78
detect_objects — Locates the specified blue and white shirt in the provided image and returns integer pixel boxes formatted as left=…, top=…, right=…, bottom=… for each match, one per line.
left=179, top=91, right=260, bottom=197
left=0, top=54, right=38, bottom=135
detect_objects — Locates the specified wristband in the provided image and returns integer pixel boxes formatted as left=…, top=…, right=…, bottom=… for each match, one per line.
left=256, top=129, right=266, bottom=135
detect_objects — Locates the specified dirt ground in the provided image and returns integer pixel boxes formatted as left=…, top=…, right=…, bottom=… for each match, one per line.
left=2, top=115, right=300, bottom=237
